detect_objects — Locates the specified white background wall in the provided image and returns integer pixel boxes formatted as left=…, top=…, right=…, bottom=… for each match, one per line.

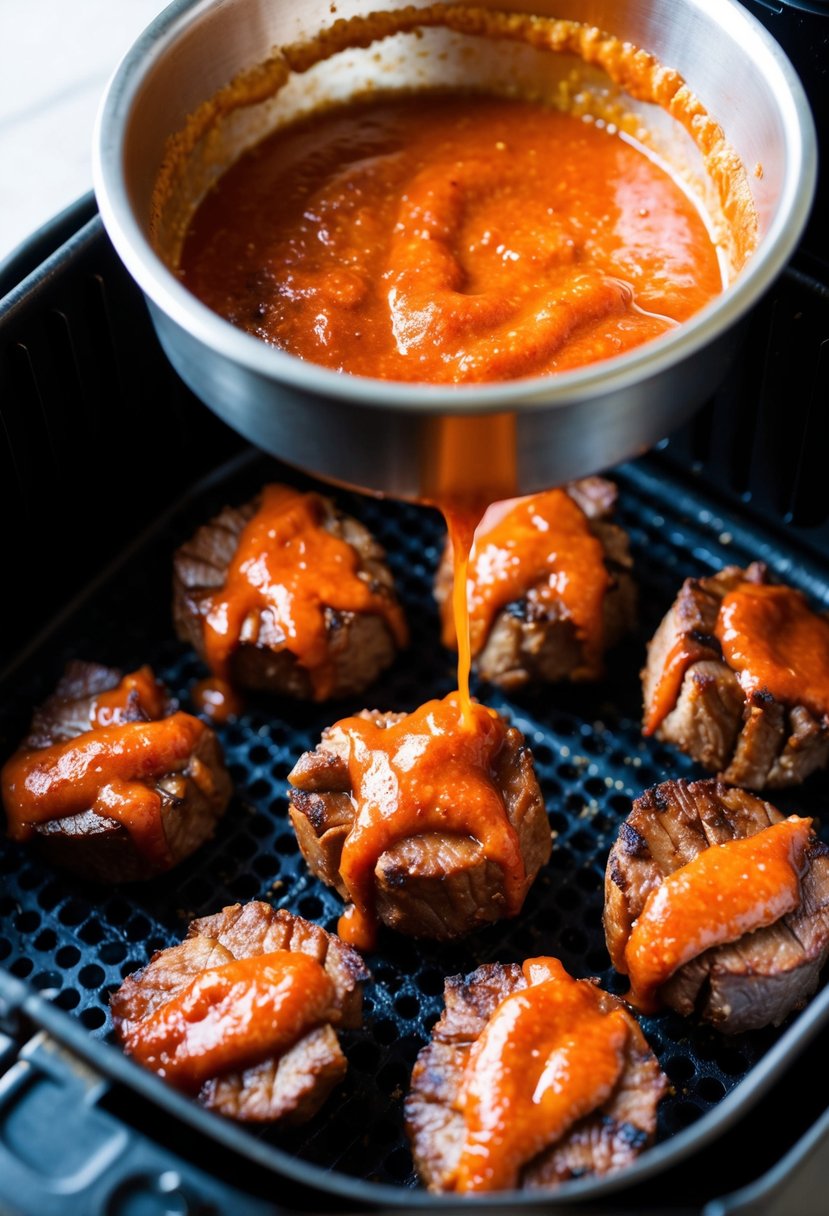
left=0, top=0, right=167, bottom=265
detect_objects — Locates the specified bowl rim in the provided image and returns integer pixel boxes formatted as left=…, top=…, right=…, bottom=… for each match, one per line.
left=92, top=0, right=817, bottom=413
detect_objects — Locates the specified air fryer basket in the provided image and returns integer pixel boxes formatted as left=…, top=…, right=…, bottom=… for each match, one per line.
left=2, top=184, right=829, bottom=1213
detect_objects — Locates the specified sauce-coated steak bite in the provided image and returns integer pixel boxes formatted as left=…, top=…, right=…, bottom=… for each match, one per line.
left=604, top=778, right=829, bottom=1033
left=0, top=661, right=231, bottom=883
left=405, top=957, right=667, bottom=1193
left=642, top=563, right=829, bottom=789
left=112, top=902, right=369, bottom=1122
left=287, top=692, right=551, bottom=949
left=173, top=483, right=408, bottom=704
left=435, top=479, right=635, bottom=691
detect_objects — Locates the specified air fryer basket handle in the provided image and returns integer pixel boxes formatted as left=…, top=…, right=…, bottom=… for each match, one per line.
left=0, top=970, right=277, bottom=1216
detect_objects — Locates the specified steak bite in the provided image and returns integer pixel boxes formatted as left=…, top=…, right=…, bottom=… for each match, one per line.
left=434, top=478, right=635, bottom=691
left=287, top=693, right=551, bottom=948
left=642, top=563, right=829, bottom=789
left=173, top=484, right=408, bottom=703
left=1, top=662, right=231, bottom=883
left=112, top=902, right=369, bottom=1123
left=604, top=778, right=829, bottom=1033
left=405, top=957, right=666, bottom=1193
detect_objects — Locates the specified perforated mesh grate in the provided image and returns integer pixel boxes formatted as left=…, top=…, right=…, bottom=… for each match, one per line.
left=1, top=450, right=827, bottom=1189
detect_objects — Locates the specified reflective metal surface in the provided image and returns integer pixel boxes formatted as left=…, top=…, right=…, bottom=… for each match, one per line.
left=94, top=0, right=816, bottom=499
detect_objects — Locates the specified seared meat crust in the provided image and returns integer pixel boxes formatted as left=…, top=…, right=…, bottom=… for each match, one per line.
left=173, top=493, right=405, bottom=701
left=288, top=710, right=551, bottom=940
left=434, top=477, right=636, bottom=691
left=112, top=902, right=369, bottom=1122
left=5, top=661, right=231, bottom=883
left=604, top=778, right=829, bottom=1033
left=405, top=962, right=666, bottom=1192
left=642, top=564, right=829, bottom=789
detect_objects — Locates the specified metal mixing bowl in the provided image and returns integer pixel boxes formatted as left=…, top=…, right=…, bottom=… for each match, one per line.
left=93, top=0, right=816, bottom=500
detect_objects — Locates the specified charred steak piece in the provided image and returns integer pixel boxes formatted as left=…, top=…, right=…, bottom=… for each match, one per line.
left=1, top=661, right=231, bottom=883
left=604, top=778, right=829, bottom=1033
left=112, top=902, right=369, bottom=1122
left=642, top=563, right=829, bottom=789
left=405, top=957, right=666, bottom=1193
left=288, top=693, right=551, bottom=947
left=434, top=478, right=635, bottom=691
left=173, top=484, right=408, bottom=702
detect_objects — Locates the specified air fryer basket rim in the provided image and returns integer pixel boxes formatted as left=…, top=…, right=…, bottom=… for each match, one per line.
left=2, top=436, right=829, bottom=1209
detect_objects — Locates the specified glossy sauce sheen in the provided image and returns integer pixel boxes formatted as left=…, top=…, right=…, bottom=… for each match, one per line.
left=202, top=485, right=408, bottom=699
left=90, top=665, right=168, bottom=727
left=441, top=489, right=609, bottom=676
left=644, top=580, right=829, bottom=736
left=623, top=816, right=812, bottom=1013
left=716, top=584, right=829, bottom=717
left=126, top=951, right=334, bottom=1091
left=333, top=692, right=523, bottom=950
left=452, top=957, right=628, bottom=1192
left=191, top=677, right=245, bottom=724
left=1, top=713, right=206, bottom=867
left=181, top=93, right=723, bottom=383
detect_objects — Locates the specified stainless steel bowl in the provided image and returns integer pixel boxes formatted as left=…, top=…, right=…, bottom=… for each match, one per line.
left=93, top=0, right=816, bottom=500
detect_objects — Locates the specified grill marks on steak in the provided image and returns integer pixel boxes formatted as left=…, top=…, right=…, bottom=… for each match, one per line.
left=604, top=779, right=829, bottom=1033
left=5, top=662, right=231, bottom=883
left=642, top=564, right=829, bottom=789
left=433, top=477, right=636, bottom=691
left=288, top=710, right=551, bottom=940
left=405, top=962, right=666, bottom=1192
left=111, top=903, right=369, bottom=1123
left=173, top=493, right=405, bottom=701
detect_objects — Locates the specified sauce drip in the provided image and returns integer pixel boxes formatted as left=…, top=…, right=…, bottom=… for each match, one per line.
left=442, top=503, right=486, bottom=728
left=191, top=677, right=244, bottom=724
left=126, top=950, right=333, bottom=1091
left=332, top=692, right=524, bottom=951
left=643, top=633, right=703, bottom=737
left=440, top=489, right=609, bottom=676
left=452, top=956, right=628, bottom=1192
left=90, top=665, right=168, bottom=727
left=644, top=579, right=829, bottom=737
left=716, top=583, right=829, bottom=718
left=181, top=93, right=723, bottom=383
left=202, top=484, right=408, bottom=700
left=1, top=713, right=207, bottom=867
left=623, top=816, right=812, bottom=1013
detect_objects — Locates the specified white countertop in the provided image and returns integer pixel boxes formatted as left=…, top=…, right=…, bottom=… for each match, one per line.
left=0, top=0, right=167, bottom=268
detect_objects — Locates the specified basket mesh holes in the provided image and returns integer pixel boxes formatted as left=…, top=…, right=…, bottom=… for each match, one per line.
left=80, top=1007, right=106, bottom=1030
left=665, top=1056, right=695, bottom=1086
left=78, top=964, right=105, bottom=989
left=79, top=919, right=105, bottom=945
left=33, top=929, right=57, bottom=952
left=55, top=945, right=80, bottom=968
left=99, top=941, right=126, bottom=965
left=696, top=1077, right=727, bottom=1103
left=14, top=910, right=40, bottom=934
left=31, top=970, right=62, bottom=991
left=52, top=987, right=80, bottom=1012
left=393, top=994, right=420, bottom=1021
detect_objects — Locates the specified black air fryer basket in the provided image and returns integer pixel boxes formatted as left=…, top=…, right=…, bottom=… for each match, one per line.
left=2, top=3, right=829, bottom=1213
